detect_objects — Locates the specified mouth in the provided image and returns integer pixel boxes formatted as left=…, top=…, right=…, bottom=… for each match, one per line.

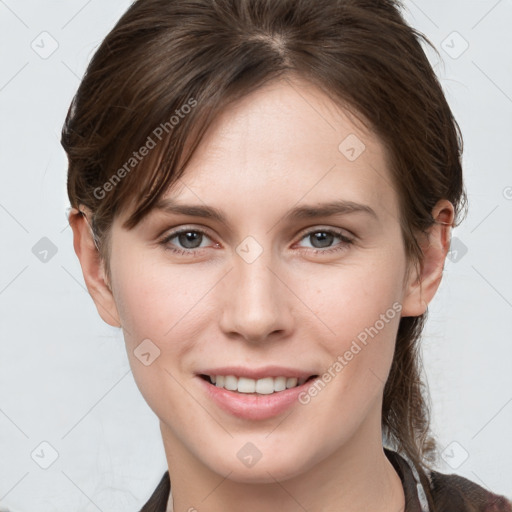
left=199, top=374, right=319, bottom=395
left=197, top=369, right=321, bottom=420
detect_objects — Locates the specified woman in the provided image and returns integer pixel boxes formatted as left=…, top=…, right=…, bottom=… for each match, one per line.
left=62, top=0, right=511, bottom=510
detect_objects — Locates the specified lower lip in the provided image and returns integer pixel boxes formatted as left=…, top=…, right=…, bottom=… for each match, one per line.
left=197, top=376, right=318, bottom=420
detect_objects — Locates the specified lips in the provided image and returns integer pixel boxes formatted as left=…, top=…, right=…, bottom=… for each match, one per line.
left=196, top=366, right=320, bottom=420
left=198, top=366, right=317, bottom=380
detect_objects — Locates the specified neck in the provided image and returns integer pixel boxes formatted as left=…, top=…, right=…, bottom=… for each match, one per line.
left=162, top=417, right=405, bottom=512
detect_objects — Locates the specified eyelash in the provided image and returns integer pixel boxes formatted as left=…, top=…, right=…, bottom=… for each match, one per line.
left=158, top=226, right=354, bottom=257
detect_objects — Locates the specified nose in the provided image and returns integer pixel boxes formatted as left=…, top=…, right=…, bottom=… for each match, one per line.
left=218, top=250, right=294, bottom=344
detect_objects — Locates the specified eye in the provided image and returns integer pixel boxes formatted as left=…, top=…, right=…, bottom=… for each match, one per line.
left=159, top=227, right=217, bottom=257
left=295, top=228, right=354, bottom=255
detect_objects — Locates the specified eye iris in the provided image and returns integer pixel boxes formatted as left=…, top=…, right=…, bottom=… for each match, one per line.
left=311, top=232, right=333, bottom=248
left=178, top=231, right=202, bottom=249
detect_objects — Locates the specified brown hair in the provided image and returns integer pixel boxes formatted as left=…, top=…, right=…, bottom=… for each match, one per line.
left=61, top=0, right=467, bottom=506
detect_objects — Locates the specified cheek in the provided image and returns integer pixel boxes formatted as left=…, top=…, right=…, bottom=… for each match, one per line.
left=112, top=252, right=200, bottom=344
left=311, top=251, right=405, bottom=334
left=306, top=252, right=405, bottom=391
left=111, top=256, right=207, bottom=418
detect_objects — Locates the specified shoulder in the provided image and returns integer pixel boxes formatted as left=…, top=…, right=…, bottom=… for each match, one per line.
left=384, top=448, right=511, bottom=512
left=428, top=469, right=512, bottom=512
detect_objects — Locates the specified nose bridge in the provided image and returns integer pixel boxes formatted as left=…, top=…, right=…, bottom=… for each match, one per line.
left=219, top=237, right=291, bottom=342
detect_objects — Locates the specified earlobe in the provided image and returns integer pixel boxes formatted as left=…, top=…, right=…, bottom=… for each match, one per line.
left=401, top=199, right=454, bottom=318
left=68, top=206, right=121, bottom=328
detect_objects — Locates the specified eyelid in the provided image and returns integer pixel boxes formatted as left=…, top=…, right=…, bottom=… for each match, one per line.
left=294, top=224, right=355, bottom=240
left=158, top=224, right=216, bottom=240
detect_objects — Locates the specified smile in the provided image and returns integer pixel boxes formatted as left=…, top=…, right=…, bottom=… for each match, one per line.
left=197, top=369, right=320, bottom=420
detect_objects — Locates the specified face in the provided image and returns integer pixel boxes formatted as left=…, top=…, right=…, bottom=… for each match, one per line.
left=104, top=76, right=420, bottom=482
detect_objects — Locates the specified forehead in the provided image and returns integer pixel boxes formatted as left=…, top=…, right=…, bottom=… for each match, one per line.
left=119, top=75, right=401, bottom=229
left=166, top=77, right=399, bottom=223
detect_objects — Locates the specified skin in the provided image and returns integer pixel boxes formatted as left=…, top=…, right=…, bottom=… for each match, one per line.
left=70, top=75, right=454, bottom=512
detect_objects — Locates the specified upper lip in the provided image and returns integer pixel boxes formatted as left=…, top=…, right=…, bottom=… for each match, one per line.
left=198, top=366, right=317, bottom=380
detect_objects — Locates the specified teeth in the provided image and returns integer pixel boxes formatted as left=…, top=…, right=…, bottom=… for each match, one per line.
left=255, top=377, right=274, bottom=394
left=237, top=377, right=256, bottom=393
left=286, top=377, right=298, bottom=388
left=274, top=376, right=287, bottom=391
left=210, top=375, right=308, bottom=394
left=224, top=375, right=238, bottom=391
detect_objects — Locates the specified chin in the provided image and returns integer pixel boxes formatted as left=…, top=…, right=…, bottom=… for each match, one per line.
left=218, top=465, right=305, bottom=484
left=204, top=447, right=316, bottom=484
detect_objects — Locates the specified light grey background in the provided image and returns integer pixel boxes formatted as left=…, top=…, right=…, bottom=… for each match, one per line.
left=0, top=0, right=511, bottom=510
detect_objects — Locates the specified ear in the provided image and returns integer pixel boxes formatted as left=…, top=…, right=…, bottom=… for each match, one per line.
left=68, top=206, right=121, bottom=327
left=401, top=199, right=454, bottom=317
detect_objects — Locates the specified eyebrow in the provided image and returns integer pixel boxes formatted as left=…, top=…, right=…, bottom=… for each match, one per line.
left=152, top=198, right=378, bottom=228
